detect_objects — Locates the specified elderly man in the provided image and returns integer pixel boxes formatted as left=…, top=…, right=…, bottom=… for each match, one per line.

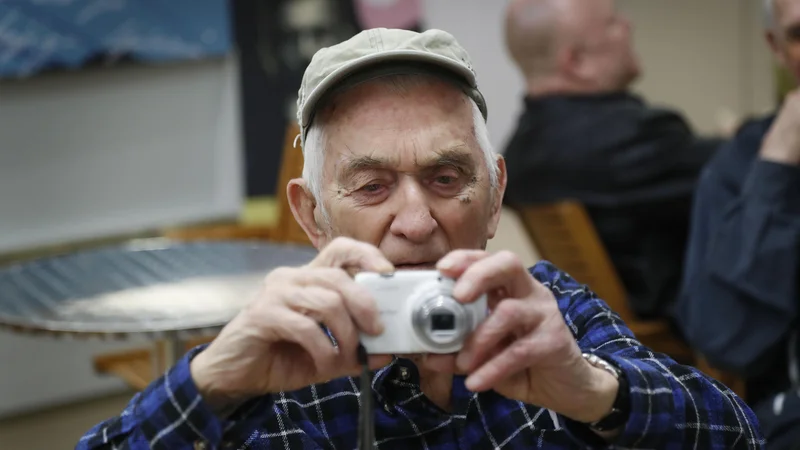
left=77, top=28, right=762, bottom=449
left=501, top=0, right=723, bottom=321
left=675, top=0, right=800, bottom=446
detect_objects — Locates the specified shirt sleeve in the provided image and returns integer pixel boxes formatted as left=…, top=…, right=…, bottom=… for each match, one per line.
left=531, top=263, right=766, bottom=449
left=75, top=345, right=228, bottom=450
left=675, top=157, right=800, bottom=376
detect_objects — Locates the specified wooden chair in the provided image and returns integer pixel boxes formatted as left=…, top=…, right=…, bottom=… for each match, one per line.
left=92, top=336, right=216, bottom=390
left=512, top=201, right=746, bottom=398
left=93, top=124, right=312, bottom=390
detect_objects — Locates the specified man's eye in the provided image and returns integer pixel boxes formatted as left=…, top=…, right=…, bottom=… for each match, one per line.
left=435, top=175, right=456, bottom=185
left=361, top=184, right=383, bottom=193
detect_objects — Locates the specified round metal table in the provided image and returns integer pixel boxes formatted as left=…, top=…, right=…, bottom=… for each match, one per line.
left=0, top=239, right=318, bottom=376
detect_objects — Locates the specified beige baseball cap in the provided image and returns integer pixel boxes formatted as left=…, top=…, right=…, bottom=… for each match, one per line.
left=296, top=27, right=488, bottom=147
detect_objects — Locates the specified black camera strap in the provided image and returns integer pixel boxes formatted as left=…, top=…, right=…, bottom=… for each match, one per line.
left=357, top=344, right=376, bottom=450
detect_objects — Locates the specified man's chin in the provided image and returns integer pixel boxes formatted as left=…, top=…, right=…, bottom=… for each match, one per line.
left=399, top=353, right=467, bottom=375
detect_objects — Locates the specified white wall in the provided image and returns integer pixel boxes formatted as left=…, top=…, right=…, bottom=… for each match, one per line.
left=0, top=55, right=243, bottom=418
left=0, top=55, right=244, bottom=254
left=0, top=331, right=148, bottom=419
left=422, top=0, right=524, bottom=153
left=422, top=0, right=777, bottom=150
left=619, top=0, right=776, bottom=133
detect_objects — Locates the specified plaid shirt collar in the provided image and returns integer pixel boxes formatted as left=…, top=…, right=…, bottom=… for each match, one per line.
left=370, top=357, right=404, bottom=404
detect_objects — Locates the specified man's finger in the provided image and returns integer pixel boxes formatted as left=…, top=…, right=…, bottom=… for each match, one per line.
left=436, top=250, right=489, bottom=277
left=464, top=333, right=551, bottom=393
left=311, top=237, right=394, bottom=273
left=286, top=286, right=359, bottom=369
left=456, top=299, right=540, bottom=372
left=293, top=268, right=384, bottom=335
left=268, top=309, right=339, bottom=375
left=452, top=251, right=533, bottom=304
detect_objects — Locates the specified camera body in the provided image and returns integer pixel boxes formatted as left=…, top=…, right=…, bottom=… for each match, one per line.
left=355, top=270, right=487, bottom=354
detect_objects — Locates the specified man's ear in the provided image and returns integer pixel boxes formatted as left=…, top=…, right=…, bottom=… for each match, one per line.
left=287, top=178, right=324, bottom=249
left=486, top=155, right=508, bottom=240
left=766, top=30, right=788, bottom=67
left=558, top=44, right=583, bottom=81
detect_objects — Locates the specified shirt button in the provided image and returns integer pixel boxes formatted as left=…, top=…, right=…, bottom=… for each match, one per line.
left=194, top=441, right=209, bottom=450
left=384, top=403, right=393, bottom=414
left=399, top=367, right=410, bottom=380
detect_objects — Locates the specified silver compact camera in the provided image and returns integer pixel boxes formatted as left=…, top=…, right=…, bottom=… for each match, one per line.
left=355, top=270, right=488, bottom=354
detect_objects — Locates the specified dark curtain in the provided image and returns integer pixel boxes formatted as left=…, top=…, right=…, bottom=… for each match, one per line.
left=231, top=0, right=422, bottom=197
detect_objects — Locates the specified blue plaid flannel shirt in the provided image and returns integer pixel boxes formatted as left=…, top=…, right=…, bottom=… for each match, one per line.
left=76, top=261, right=765, bottom=449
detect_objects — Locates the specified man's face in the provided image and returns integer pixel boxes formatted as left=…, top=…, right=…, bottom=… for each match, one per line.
left=574, top=0, right=641, bottom=90
left=769, top=0, right=800, bottom=84
left=306, top=80, right=505, bottom=270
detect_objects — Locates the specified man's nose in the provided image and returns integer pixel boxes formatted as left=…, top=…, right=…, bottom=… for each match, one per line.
left=389, top=180, right=438, bottom=243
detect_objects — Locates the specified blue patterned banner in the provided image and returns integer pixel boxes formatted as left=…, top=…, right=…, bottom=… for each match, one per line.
left=0, top=0, right=233, bottom=78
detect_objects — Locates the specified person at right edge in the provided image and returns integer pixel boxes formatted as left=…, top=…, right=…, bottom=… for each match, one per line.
left=501, top=0, right=723, bottom=322
left=674, top=0, right=800, bottom=448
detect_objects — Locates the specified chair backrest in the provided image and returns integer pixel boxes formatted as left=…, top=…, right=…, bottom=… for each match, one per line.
left=513, top=200, right=748, bottom=399
left=514, top=201, right=636, bottom=324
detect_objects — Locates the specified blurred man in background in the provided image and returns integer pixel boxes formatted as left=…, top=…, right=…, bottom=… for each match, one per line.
left=675, top=0, right=800, bottom=447
left=502, top=0, right=722, bottom=321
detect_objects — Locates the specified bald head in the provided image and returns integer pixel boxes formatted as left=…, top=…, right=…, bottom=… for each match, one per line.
left=764, top=0, right=800, bottom=85
left=504, top=0, right=563, bottom=80
left=504, top=0, right=640, bottom=94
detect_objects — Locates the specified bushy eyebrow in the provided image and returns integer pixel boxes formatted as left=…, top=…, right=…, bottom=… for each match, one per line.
left=336, top=145, right=476, bottom=183
left=336, top=156, right=388, bottom=183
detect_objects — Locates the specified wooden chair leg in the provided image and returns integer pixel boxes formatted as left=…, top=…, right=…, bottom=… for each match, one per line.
left=93, top=335, right=216, bottom=391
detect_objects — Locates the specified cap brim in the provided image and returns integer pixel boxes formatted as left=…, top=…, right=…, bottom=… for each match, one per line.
left=300, top=50, right=478, bottom=131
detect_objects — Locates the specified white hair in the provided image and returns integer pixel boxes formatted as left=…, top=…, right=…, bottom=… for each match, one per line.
left=764, top=0, right=777, bottom=30
left=301, top=75, right=499, bottom=222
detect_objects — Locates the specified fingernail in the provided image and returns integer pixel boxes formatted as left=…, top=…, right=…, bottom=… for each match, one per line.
left=466, top=375, right=482, bottom=392
left=437, top=258, right=455, bottom=270
left=373, top=318, right=385, bottom=335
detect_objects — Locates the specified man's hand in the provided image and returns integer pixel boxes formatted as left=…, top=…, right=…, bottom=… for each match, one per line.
left=761, top=89, right=800, bottom=166
left=433, top=250, right=620, bottom=425
left=189, top=237, right=394, bottom=414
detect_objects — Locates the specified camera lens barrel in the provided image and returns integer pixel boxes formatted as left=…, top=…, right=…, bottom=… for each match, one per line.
left=411, top=293, right=472, bottom=352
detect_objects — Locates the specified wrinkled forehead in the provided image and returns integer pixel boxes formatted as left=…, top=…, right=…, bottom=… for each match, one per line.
left=318, top=78, right=481, bottom=173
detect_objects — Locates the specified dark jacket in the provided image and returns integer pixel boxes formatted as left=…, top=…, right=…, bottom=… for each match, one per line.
left=674, top=114, right=800, bottom=406
left=503, top=92, right=721, bottom=319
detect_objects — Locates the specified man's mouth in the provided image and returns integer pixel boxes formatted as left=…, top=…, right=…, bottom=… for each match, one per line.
left=394, top=262, right=436, bottom=271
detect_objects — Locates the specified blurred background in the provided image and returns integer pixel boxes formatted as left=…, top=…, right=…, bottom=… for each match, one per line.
left=0, top=1, right=789, bottom=448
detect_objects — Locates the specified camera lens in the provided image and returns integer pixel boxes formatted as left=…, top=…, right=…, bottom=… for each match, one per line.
left=412, top=294, right=472, bottom=352
left=430, top=312, right=455, bottom=331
